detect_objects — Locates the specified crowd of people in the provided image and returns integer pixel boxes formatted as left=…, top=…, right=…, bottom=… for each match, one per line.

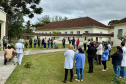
left=2, top=36, right=126, bottom=83
left=25, top=37, right=58, bottom=49
left=62, top=39, right=126, bottom=83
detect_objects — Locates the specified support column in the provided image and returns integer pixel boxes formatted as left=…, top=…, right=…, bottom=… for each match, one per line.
left=1, top=21, right=6, bottom=50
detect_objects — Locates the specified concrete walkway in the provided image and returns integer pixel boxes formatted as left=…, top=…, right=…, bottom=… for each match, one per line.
left=0, top=48, right=68, bottom=84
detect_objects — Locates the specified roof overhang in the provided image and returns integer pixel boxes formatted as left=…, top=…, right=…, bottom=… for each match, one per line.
left=21, top=33, right=114, bottom=37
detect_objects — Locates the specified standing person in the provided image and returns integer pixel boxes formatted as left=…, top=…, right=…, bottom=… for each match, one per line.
left=44, top=37, right=47, bottom=49
left=69, top=38, right=71, bottom=45
left=111, top=46, right=123, bottom=77
left=120, top=42, right=126, bottom=79
left=62, top=45, right=74, bottom=83
left=87, top=43, right=95, bottom=73
left=29, top=38, right=32, bottom=48
left=34, top=39, right=37, bottom=48
left=87, top=39, right=90, bottom=49
left=76, top=38, right=80, bottom=50
left=96, top=41, right=103, bottom=65
left=4, top=44, right=16, bottom=65
left=48, top=38, right=50, bottom=49
left=74, top=48, right=85, bottom=82
left=15, top=40, right=25, bottom=65
left=83, top=39, right=87, bottom=51
left=54, top=38, right=57, bottom=49
left=110, top=46, right=123, bottom=83
left=94, top=42, right=98, bottom=62
left=108, top=42, right=111, bottom=61
left=38, top=38, right=40, bottom=48
left=25, top=39, right=28, bottom=48
left=62, top=38, right=65, bottom=48
left=51, top=37, right=53, bottom=48
left=102, top=45, right=109, bottom=71
left=2, top=36, right=7, bottom=50
left=71, top=37, right=75, bottom=49
left=41, top=38, right=44, bottom=48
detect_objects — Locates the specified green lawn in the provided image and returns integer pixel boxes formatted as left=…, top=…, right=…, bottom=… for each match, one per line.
left=6, top=47, right=126, bottom=84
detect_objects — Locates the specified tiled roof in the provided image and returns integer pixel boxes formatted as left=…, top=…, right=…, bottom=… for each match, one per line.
left=114, top=17, right=126, bottom=25
left=36, top=17, right=113, bottom=30
left=21, top=33, right=114, bottom=37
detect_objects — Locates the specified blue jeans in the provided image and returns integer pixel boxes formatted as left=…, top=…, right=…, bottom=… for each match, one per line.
left=120, top=66, right=125, bottom=78
left=48, top=43, right=50, bottom=48
left=38, top=43, right=40, bottom=48
left=72, top=44, right=75, bottom=49
left=34, top=43, right=36, bottom=48
left=76, top=68, right=83, bottom=80
left=113, top=65, right=120, bottom=78
left=54, top=43, right=57, bottom=49
left=76, top=44, right=78, bottom=50
left=44, top=43, right=46, bottom=48
left=51, top=43, right=53, bottom=48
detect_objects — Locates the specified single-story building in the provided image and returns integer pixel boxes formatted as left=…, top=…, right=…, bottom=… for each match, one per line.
left=113, top=17, right=126, bottom=46
left=33, top=17, right=114, bottom=45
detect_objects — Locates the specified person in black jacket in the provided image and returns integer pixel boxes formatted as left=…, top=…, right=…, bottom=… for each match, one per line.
left=111, top=46, right=123, bottom=80
left=87, top=43, right=95, bottom=73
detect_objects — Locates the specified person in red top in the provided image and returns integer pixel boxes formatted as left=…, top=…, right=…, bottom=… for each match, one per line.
left=76, top=38, right=80, bottom=49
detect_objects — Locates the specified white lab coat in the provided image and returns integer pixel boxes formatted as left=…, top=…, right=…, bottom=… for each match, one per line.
left=96, top=44, right=103, bottom=55
left=121, top=47, right=126, bottom=66
left=64, top=50, right=74, bottom=69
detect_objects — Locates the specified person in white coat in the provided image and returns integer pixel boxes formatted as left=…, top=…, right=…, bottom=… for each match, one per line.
left=62, top=45, right=74, bottom=83
left=120, top=42, right=126, bottom=78
left=15, top=40, right=25, bottom=65
left=96, top=41, right=103, bottom=65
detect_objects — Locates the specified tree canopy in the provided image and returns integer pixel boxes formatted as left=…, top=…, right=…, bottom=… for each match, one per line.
left=0, top=0, right=43, bottom=37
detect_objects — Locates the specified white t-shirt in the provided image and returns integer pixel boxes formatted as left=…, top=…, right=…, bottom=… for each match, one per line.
left=15, top=43, right=24, bottom=53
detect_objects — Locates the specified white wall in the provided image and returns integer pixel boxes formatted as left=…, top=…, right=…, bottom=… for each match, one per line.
left=113, top=23, right=126, bottom=46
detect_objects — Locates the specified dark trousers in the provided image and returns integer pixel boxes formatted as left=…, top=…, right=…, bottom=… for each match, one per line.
left=97, top=55, right=101, bottom=65
left=38, top=43, right=40, bottom=48
left=108, top=50, right=111, bottom=61
left=64, top=69, right=73, bottom=81
left=88, top=59, right=93, bottom=73
left=84, top=43, right=86, bottom=50
left=30, top=44, right=32, bottom=48
left=4, top=54, right=7, bottom=65
left=51, top=43, right=53, bottom=48
left=102, top=61, right=107, bottom=70
left=63, top=43, right=65, bottom=48
left=25, top=44, right=28, bottom=48
left=3, top=44, right=7, bottom=50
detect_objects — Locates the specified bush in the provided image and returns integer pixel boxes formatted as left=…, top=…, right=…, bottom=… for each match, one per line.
left=24, top=61, right=33, bottom=68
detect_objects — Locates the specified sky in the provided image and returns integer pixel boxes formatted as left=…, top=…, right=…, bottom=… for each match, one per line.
left=24, top=0, right=126, bottom=25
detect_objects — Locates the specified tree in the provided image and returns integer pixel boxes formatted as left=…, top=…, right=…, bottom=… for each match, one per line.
left=32, top=15, right=51, bottom=28
left=108, top=20, right=119, bottom=25
left=8, top=13, right=24, bottom=41
left=0, top=0, right=42, bottom=38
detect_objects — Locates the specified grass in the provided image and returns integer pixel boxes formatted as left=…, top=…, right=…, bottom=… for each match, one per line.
left=6, top=47, right=126, bottom=84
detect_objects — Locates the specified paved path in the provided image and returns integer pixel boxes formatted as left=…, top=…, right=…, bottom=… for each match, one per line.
left=0, top=48, right=68, bottom=84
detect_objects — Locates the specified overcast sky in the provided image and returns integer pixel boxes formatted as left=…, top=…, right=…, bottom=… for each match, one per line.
left=24, top=0, right=126, bottom=25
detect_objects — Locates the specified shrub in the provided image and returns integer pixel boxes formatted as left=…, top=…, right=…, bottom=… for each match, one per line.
left=24, top=61, right=33, bottom=68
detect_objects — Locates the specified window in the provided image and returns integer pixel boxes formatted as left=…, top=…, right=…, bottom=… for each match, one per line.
left=85, top=31, right=89, bottom=33
left=49, top=32, right=51, bottom=34
left=77, top=31, right=80, bottom=34
left=65, top=32, right=67, bottom=34
left=70, top=31, right=73, bottom=34
left=100, top=31, right=102, bottom=33
left=45, top=32, right=47, bottom=34
left=118, top=29, right=123, bottom=36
